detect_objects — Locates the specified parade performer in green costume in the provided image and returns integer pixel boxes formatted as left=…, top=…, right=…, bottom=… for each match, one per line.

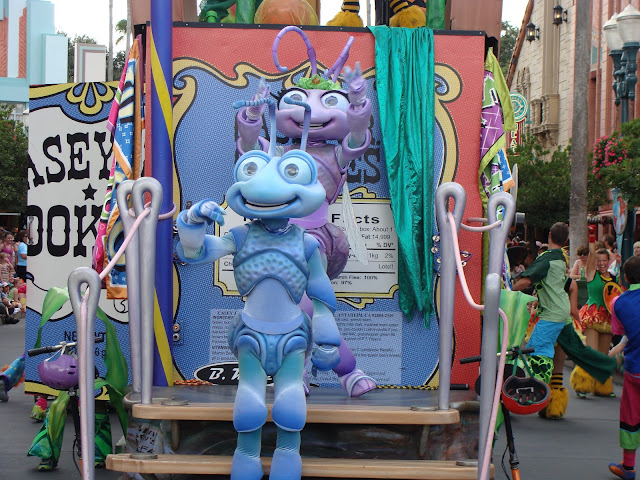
left=512, top=223, right=570, bottom=385
left=571, top=225, right=617, bottom=398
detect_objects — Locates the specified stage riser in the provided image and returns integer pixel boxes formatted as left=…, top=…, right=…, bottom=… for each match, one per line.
left=108, top=455, right=491, bottom=479
left=113, top=386, right=487, bottom=479
left=126, top=414, right=479, bottom=461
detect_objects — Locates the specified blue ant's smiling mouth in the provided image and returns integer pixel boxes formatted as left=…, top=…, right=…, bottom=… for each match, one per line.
left=243, top=197, right=296, bottom=212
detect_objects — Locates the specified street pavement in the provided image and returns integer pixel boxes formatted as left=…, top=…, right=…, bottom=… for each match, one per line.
left=0, top=318, right=628, bottom=479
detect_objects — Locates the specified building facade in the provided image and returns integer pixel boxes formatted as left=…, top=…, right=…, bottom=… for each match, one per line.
left=0, top=0, right=67, bottom=124
left=508, top=0, right=640, bottom=240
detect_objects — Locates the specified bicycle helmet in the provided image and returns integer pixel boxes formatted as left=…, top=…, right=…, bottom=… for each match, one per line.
left=501, top=375, right=550, bottom=415
left=38, top=353, right=79, bottom=390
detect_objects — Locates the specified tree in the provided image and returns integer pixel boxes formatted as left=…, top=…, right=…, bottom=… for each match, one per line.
left=499, top=21, right=519, bottom=78
left=111, top=50, right=127, bottom=80
left=115, top=19, right=127, bottom=46
left=509, top=136, right=571, bottom=233
left=0, top=105, right=29, bottom=214
left=569, top=0, right=591, bottom=262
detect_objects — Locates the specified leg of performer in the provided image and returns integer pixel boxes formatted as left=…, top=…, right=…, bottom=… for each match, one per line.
left=557, top=323, right=617, bottom=384
left=271, top=349, right=306, bottom=480
left=28, top=391, right=70, bottom=471
left=609, top=371, right=639, bottom=480
left=31, top=396, right=48, bottom=421
left=595, top=332, right=615, bottom=397
left=571, top=327, right=598, bottom=398
left=540, top=344, right=569, bottom=419
left=231, top=347, right=267, bottom=480
left=0, top=354, right=25, bottom=402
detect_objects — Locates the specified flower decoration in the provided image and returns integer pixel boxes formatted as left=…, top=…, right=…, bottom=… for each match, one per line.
left=591, top=134, right=628, bottom=178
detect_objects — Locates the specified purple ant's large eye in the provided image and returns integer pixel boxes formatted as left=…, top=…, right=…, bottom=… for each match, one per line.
left=321, top=91, right=349, bottom=111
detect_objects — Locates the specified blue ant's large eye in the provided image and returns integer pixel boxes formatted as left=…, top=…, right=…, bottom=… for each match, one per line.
left=235, top=153, right=269, bottom=182
left=321, top=91, right=349, bottom=111
left=278, top=152, right=315, bottom=185
left=279, top=89, right=308, bottom=110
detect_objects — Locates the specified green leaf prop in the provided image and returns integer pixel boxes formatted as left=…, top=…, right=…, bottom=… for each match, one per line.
left=35, top=286, right=131, bottom=436
left=34, top=287, right=70, bottom=349
left=96, top=307, right=129, bottom=393
left=95, top=379, right=128, bottom=434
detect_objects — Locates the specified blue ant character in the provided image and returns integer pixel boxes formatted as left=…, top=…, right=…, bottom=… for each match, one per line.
left=176, top=97, right=341, bottom=480
left=237, top=26, right=376, bottom=397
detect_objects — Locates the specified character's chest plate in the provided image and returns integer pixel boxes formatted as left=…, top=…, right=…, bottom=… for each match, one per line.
left=233, top=222, right=310, bottom=302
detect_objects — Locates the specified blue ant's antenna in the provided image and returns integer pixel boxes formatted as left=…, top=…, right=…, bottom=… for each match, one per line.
left=233, top=97, right=278, bottom=157
left=283, top=97, right=311, bottom=152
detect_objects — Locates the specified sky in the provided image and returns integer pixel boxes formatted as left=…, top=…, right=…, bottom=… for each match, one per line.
left=50, top=0, right=529, bottom=48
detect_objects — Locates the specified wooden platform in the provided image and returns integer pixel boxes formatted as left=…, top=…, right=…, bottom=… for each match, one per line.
left=107, top=455, right=491, bottom=479
left=126, top=386, right=464, bottom=425
left=112, top=386, right=488, bottom=479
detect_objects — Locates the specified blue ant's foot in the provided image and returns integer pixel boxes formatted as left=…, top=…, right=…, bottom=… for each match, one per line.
left=270, top=448, right=302, bottom=480
left=339, top=368, right=377, bottom=397
left=230, top=450, right=263, bottom=480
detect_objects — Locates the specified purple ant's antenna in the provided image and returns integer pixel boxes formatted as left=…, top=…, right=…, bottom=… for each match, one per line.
left=272, top=26, right=317, bottom=76
left=283, top=97, right=311, bottom=152
left=233, top=97, right=278, bottom=157
left=326, top=36, right=354, bottom=83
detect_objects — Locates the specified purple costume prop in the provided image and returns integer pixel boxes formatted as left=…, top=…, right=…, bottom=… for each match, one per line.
left=236, top=27, right=376, bottom=397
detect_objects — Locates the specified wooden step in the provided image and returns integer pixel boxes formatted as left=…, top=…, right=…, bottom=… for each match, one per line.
left=126, top=386, right=466, bottom=425
left=132, top=402, right=460, bottom=425
left=106, top=454, right=493, bottom=479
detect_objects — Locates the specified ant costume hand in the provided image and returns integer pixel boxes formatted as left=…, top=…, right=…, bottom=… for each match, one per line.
left=186, top=200, right=226, bottom=226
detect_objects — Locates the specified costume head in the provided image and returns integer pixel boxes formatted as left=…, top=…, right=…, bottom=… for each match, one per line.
left=227, top=97, right=326, bottom=220
left=272, top=26, right=354, bottom=142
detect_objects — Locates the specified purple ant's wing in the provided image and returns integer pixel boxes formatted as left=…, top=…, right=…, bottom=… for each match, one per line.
left=341, top=183, right=368, bottom=265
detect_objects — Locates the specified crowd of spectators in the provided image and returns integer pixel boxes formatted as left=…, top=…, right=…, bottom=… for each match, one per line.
left=0, top=228, right=27, bottom=325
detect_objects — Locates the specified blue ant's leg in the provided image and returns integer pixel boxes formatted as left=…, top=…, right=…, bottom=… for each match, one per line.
left=231, top=345, right=267, bottom=480
left=270, top=349, right=306, bottom=480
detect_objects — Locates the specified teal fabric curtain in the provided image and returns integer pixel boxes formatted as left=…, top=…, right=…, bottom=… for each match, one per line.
left=369, top=26, right=435, bottom=324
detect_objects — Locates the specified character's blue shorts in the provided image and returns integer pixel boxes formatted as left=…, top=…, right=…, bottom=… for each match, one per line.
left=228, top=312, right=311, bottom=376
left=526, top=318, right=565, bottom=358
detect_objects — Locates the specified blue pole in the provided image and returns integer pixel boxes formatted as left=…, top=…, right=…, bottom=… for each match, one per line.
left=150, top=0, right=174, bottom=386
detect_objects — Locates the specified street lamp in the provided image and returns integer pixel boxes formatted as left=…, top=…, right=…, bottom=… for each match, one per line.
left=604, top=5, right=640, bottom=124
left=603, top=5, right=640, bottom=280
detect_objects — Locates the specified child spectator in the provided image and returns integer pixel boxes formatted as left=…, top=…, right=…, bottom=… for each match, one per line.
left=0, top=253, right=15, bottom=283
left=8, top=277, right=25, bottom=313
left=513, top=222, right=570, bottom=384
left=608, top=256, right=640, bottom=480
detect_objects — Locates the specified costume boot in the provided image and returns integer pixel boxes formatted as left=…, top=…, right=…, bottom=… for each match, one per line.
left=594, top=376, right=615, bottom=397
left=540, top=373, right=568, bottom=419
left=570, top=365, right=595, bottom=397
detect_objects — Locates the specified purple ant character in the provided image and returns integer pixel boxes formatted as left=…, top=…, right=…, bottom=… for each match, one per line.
left=236, top=26, right=376, bottom=397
